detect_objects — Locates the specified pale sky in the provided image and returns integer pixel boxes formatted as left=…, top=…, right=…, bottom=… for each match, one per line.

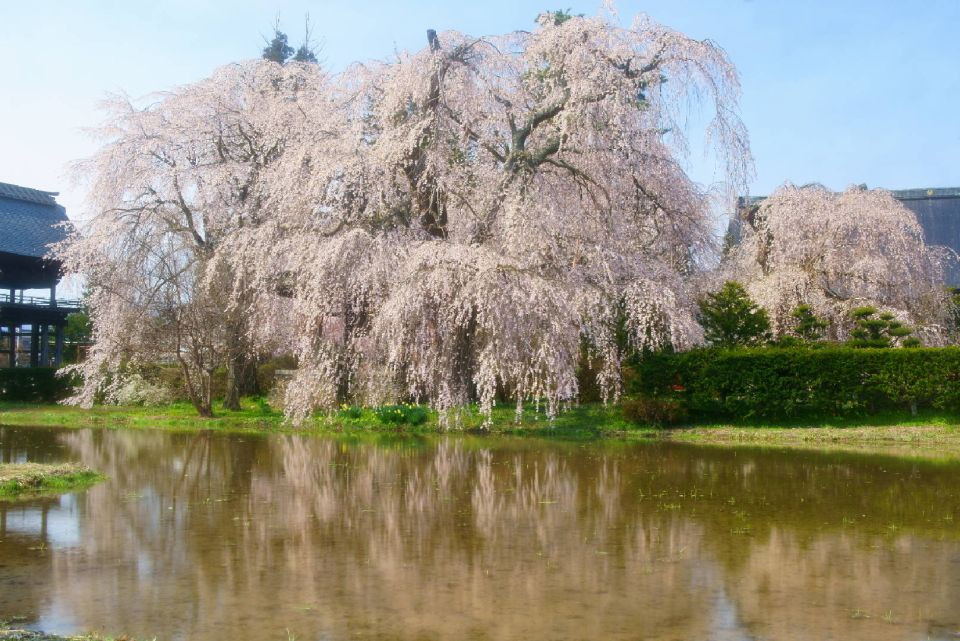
left=2, top=0, right=959, bottom=222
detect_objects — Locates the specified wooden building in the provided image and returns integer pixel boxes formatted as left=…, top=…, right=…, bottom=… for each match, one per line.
left=0, top=181, right=79, bottom=367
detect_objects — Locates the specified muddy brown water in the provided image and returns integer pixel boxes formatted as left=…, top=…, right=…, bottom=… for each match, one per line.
left=1, top=425, right=959, bottom=641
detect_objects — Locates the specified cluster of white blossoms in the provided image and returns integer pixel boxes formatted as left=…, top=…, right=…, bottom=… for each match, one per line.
left=59, top=63, right=333, bottom=414
left=725, top=184, right=954, bottom=343
left=236, top=13, right=752, bottom=422
left=62, top=11, right=757, bottom=422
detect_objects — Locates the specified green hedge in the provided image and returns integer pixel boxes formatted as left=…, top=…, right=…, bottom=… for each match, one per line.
left=0, top=368, right=77, bottom=403
left=629, top=347, right=960, bottom=420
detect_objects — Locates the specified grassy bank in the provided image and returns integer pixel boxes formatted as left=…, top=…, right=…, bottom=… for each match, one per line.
left=0, top=399, right=635, bottom=438
left=1, top=400, right=959, bottom=458
left=664, top=423, right=960, bottom=460
left=0, top=627, right=136, bottom=641
left=0, top=463, right=103, bottom=500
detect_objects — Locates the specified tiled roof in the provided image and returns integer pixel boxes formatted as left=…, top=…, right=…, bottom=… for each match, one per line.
left=0, top=181, right=59, bottom=206
left=890, top=187, right=960, bottom=201
left=0, top=181, right=70, bottom=259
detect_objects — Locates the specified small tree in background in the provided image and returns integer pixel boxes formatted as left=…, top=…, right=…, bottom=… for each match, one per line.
left=789, top=304, right=828, bottom=342
left=63, top=310, right=92, bottom=364
left=262, top=25, right=294, bottom=63
left=262, top=16, right=318, bottom=64
left=847, top=306, right=920, bottom=348
left=697, top=282, right=771, bottom=348
left=536, top=9, right=583, bottom=26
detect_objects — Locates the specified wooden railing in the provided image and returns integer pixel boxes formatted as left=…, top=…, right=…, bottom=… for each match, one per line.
left=0, top=293, right=82, bottom=309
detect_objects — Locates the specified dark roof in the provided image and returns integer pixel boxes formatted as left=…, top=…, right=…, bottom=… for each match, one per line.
left=0, top=181, right=70, bottom=259
left=891, top=187, right=960, bottom=201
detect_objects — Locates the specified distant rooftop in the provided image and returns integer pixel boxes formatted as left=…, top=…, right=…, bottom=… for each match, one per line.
left=740, top=185, right=960, bottom=207
left=0, top=181, right=60, bottom=206
left=0, top=180, right=70, bottom=259
left=889, top=187, right=960, bottom=201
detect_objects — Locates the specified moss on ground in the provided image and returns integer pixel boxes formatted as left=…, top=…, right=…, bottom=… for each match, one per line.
left=0, top=463, right=103, bottom=500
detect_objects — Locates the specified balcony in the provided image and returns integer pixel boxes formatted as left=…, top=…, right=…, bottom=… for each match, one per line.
left=0, top=293, right=79, bottom=368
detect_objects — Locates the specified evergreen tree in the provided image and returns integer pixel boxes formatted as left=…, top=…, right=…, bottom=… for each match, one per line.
left=292, top=44, right=318, bottom=63
left=697, top=282, right=772, bottom=348
left=847, top=306, right=920, bottom=348
left=537, top=9, right=583, bottom=26
left=262, top=26, right=294, bottom=64
left=790, top=304, right=828, bottom=342
left=262, top=16, right=318, bottom=65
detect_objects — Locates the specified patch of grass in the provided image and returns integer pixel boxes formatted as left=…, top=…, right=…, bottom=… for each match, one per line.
left=0, top=463, right=104, bottom=500
left=0, top=627, right=143, bottom=641
left=658, top=423, right=960, bottom=461
left=0, top=399, right=638, bottom=440
left=2, top=399, right=960, bottom=459
left=0, top=399, right=287, bottom=433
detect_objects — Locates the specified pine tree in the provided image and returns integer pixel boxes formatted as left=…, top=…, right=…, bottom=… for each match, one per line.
left=697, top=282, right=772, bottom=348
left=262, top=16, right=318, bottom=65
left=262, top=25, right=294, bottom=64
left=790, top=304, right=828, bottom=342
left=847, top=306, right=920, bottom=348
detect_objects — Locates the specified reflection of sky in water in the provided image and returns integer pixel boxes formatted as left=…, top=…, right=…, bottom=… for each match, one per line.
left=1, top=425, right=959, bottom=641
left=2, top=494, right=81, bottom=547
left=691, top=563, right=754, bottom=641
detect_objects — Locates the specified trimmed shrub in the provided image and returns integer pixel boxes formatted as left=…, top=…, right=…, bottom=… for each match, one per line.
left=629, top=346, right=960, bottom=420
left=0, top=368, right=77, bottom=403
left=622, top=396, right=688, bottom=427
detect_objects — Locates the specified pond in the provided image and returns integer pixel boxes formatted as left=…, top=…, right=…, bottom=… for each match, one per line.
left=1, top=425, right=959, bottom=641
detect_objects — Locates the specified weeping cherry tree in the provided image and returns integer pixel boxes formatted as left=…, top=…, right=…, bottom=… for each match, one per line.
left=59, top=61, right=331, bottom=415
left=230, top=10, right=752, bottom=423
left=726, top=183, right=954, bottom=342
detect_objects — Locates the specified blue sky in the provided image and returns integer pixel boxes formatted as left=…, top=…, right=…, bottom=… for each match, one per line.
left=2, top=0, right=958, bottom=221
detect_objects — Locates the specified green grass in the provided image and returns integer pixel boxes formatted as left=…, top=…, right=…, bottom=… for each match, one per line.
left=2, top=399, right=960, bottom=458
left=0, top=624, right=143, bottom=641
left=0, top=463, right=104, bottom=500
left=0, top=398, right=637, bottom=440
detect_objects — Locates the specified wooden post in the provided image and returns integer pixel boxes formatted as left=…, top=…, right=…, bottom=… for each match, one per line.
left=30, top=323, right=39, bottom=367
left=40, top=323, right=49, bottom=366
left=54, top=323, right=65, bottom=367
left=1, top=325, right=10, bottom=368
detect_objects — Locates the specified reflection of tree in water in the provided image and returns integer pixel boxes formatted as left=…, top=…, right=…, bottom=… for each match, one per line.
left=0, top=497, right=60, bottom=626
left=0, top=426, right=79, bottom=626
left=12, top=430, right=960, bottom=641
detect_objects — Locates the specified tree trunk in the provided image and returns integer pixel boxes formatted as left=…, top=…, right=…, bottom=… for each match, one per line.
left=224, top=354, right=243, bottom=411
left=180, top=362, right=214, bottom=417
left=223, top=323, right=248, bottom=411
left=194, top=399, right=214, bottom=418
left=452, top=306, right=478, bottom=404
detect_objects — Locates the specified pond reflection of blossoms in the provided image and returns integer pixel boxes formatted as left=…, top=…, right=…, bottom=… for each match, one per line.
left=1, top=426, right=959, bottom=641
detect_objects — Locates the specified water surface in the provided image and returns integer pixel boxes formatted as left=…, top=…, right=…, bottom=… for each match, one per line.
left=1, top=425, right=959, bottom=641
